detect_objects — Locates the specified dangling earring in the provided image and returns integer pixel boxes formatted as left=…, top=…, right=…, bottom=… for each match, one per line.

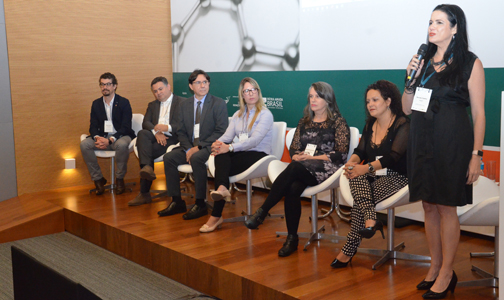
left=387, top=106, right=390, bottom=110
left=452, top=34, right=456, bottom=40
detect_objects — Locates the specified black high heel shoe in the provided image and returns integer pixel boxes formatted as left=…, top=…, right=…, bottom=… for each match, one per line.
left=330, top=256, right=352, bottom=269
left=358, top=220, right=385, bottom=239
left=417, top=278, right=436, bottom=290
left=422, top=271, right=457, bottom=299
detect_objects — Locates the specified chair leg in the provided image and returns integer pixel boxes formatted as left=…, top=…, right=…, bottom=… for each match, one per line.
left=89, top=157, right=137, bottom=193
left=457, top=226, right=499, bottom=288
left=318, top=188, right=351, bottom=223
left=232, top=182, right=247, bottom=193
left=276, top=195, right=346, bottom=251
left=223, top=180, right=253, bottom=223
left=224, top=180, right=283, bottom=223
left=357, top=207, right=431, bottom=270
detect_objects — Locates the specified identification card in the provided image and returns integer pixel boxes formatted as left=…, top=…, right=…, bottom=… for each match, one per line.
left=305, top=143, right=317, bottom=156
left=194, top=124, right=200, bottom=139
left=104, top=120, right=113, bottom=133
left=411, top=87, right=432, bottom=112
left=375, top=156, right=387, bottom=176
left=239, top=133, right=249, bottom=142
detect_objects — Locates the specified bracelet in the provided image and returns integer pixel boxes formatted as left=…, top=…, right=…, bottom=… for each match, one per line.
left=472, top=150, right=483, bottom=157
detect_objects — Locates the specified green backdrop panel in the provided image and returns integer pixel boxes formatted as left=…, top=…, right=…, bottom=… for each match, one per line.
left=173, top=69, right=503, bottom=147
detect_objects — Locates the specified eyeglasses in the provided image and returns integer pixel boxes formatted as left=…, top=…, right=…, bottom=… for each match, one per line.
left=99, top=82, right=114, bottom=87
left=193, top=80, right=209, bottom=86
left=242, top=88, right=259, bottom=95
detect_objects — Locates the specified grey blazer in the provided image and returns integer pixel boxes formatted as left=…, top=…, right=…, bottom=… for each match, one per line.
left=176, top=94, right=228, bottom=151
left=142, top=94, right=185, bottom=141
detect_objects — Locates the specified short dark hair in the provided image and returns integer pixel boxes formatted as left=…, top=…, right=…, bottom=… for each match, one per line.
left=364, top=80, right=404, bottom=121
left=99, top=72, right=117, bottom=85
left=151, top=76, right=168, bottom=87
left=188, top=69, right=210, bottom=84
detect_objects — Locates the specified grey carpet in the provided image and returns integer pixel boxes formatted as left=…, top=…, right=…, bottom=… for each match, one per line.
left=0, top=232, right=218, bottom=300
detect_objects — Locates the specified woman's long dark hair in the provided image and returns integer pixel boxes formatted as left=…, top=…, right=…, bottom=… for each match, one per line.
left=424, top=4, right=470, bottom=90
left=302, top=82, right=341, bottom=124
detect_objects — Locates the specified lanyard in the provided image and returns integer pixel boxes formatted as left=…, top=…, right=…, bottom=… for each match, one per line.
left=419, top=54, right=452, bottom=87
left=241, top=109, right=250, bottom=134
left=419, top=60, right=438, bottom=87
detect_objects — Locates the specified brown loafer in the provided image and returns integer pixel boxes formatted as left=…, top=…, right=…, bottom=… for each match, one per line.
left=140, top=165, right=156, bottom=181
left=115, top=178, right=126, bottom=195
left=128, top=192, right=152, bottom=206
left=94, top=177, right=107, bottom=195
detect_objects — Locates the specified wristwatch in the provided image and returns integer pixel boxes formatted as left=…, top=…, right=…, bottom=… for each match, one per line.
left=472, top=150, right=483, bottom=158
left=367, top=162, right=375, bottom=173
left=228, top=144, right=234, bottom=152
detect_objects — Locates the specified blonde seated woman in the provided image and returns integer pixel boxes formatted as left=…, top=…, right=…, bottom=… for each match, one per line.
left=199, top=77, right=274, bottom=233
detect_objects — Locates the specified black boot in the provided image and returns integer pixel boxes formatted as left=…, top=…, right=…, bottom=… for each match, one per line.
left=244, top=207, right=268, bottom=229
left=278, top=234, right=299, bottom=257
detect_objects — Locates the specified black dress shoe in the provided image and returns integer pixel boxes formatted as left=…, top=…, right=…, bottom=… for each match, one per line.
left=330, top=257, right=352, bottom=268
left=417, top=278, right=436, bottom=290
left=158, top=201, right=187, bottom=217
left=278, top=234, right=299, bottom=257
left=94, top=177, right=107, bottom=195
left=182, top=204, right=208, bottom=220
left=422, top=271, right=457, bottom=299
left=115, top=178, right=126, bottom=195
left=358, top=220, right=385, bottom=239
left=244, top=207, right=268, bottom=229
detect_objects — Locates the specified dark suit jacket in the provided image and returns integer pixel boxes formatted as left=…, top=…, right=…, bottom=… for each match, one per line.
left=177, top=94, right=228, bottom=151
left=89, top=94, right=135, bottom=140
left=142, top=94, right=185, bottom=142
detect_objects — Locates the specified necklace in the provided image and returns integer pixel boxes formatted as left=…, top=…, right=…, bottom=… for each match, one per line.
left=373, top=115, right=395, bottom=146
left=430, top=58, right=444, bottom=66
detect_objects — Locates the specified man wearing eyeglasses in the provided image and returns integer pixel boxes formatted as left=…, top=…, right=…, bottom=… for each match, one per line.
left=80, top=72, right=135, bottom=195
left=128, top=76, right=186, bottom=206
left=158, top=69, right=228, bottom=220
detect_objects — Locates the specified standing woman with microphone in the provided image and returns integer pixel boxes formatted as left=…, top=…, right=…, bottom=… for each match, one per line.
left=403, top=4, right=485, bottom=299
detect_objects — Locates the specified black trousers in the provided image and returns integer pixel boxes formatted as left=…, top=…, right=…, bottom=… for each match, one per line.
left=136, top=129, right=178, bottom=193
left=260, top=161, right=318, bottom=235
left=211, top=151, right=268, bottom=217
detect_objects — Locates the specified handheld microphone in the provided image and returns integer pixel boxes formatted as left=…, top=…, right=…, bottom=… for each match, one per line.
left=407, top=43, right=428, bottom=87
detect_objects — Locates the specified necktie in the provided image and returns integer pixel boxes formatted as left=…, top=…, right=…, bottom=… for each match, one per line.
left=193, top=101, right=201, bottom=146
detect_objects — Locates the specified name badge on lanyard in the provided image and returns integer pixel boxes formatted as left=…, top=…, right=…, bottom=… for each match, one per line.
left=411, top=87, right=432, bottom=112
left=375, top=156, right=387, bottom=176
left=411, top=58, right=441, bottom=113
left=305, top=143, right=317, bottom=156
left=104, top=120, right=114, bottom=133
left=194, top=124, right=200, bottom=139
left=239, top=133, right=248, bottom=142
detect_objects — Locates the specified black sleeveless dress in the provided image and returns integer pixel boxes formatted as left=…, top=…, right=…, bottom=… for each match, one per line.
left=408, top=53, right=477, bottom=206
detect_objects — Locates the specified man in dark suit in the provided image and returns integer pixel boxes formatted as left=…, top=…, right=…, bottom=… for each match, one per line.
left=80, top=72, right=135, bottom=195
left=158, top=69, right=228, bottom=220
left=128, top=76, right=185, bottom=206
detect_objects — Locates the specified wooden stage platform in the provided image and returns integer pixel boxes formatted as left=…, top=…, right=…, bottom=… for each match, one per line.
left=0, top=178, right=499, bottom=299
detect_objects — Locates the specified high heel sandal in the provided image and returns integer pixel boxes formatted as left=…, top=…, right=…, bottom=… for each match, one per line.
left=422, top=271, right=457, bottom=299
left=358, top=220, right=385, bottom=239
left=330, top=256, right=353, bottom=269
left=417, top=278, right=436, bottom=290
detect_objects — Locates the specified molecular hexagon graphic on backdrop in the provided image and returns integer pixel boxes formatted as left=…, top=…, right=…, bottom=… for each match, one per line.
left=172, top=0, right=300, bottom=72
